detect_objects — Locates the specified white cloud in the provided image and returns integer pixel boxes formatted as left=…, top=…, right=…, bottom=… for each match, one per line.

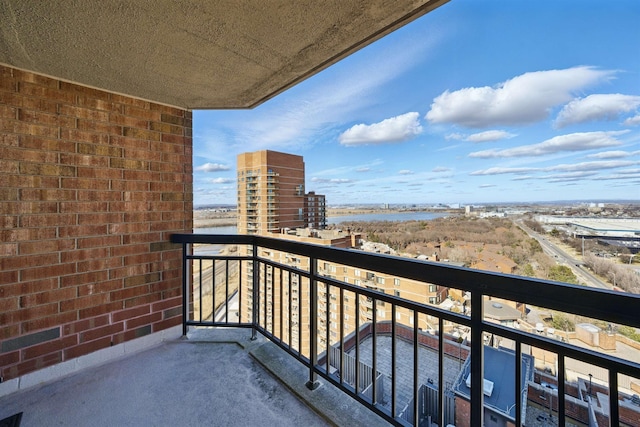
left=194, top=163, right=231, bottom=172
left=586, top=150, right=634, bottom=159
left=445, top=133, right=464, bottom=140
left=339, top=112, right=423, bottom=146
left=555, top=94, right=640, bottom=128
left=426, top=66, right=615, bottom=127
left=544, top=171, right=599, bottom=183
left=469, top=131, right=627, bottom=158
left=311, top=177, right=354, bottom=184
left=210, top=177, right=233, bottom=184
left=470, top=167, right=538, bottom=176
left=432, top=166, right=452, bottom=172
left=624, top=114, right=640, bottom=126
left=466, top=130, right=517, bottom=142
left=547, top=160, right=637, bottom=172
left=479, top=184, right=497, bottom=188
left=356, top=167, right=371, bottom=172
left=398, top=169, right=414, bottom=175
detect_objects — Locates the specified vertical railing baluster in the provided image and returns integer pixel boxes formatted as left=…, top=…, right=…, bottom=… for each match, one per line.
left=297, top=273, right=302, bottom=355
left=413, top=310, right=419, bottom=426
left=325, top=283, right=330, bottom=376
left=181, top=242, right=189, bottom=336
left=470, top=290, right=484, bottom=426
left=355, top=291, right=360, bottom=395
left=438, top=316, right=444, bottom=427
left=238, top=259, right=243, bottom=324
left=558, top=355, right=565, bottom=427
left=279, top=268, right=283, bottom=342
left=288, top=271, right=292, bottom=350
left=307, top=256, right=319, bottom=389
left=609, top=369, right=619, bottom=426
left=372, top=299, right=377, bottom=405
left=251, top=243, right=258, bottom=340
left=339, top=287, right=344, bottom=387
left=515, top=340, right=522, bottom=427
left=224, top=259, right=229, bottom=323
left=391, top=304, right=397, bottom=418
left=198, top=258, right=203, bottom=322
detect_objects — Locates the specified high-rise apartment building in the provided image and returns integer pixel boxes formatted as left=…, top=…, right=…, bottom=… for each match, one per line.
left=235, top=150, right=440, bottom=356
left=237, top=150, right=325, bottom=234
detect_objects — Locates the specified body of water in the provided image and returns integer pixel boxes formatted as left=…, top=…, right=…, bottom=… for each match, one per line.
left=194, top=212, right=449, bottom=235
left=327, top=211, right=448, bottom=225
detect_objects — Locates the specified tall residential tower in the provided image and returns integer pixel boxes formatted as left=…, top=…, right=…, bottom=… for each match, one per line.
left=237, top=150, right=325, bottom=235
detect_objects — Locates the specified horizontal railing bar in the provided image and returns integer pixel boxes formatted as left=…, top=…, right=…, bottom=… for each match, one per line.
left=172, top=233, right=640, bottom=328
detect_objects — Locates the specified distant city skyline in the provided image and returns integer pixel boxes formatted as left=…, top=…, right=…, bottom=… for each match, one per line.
left=193, top=0, right=640, bottom=207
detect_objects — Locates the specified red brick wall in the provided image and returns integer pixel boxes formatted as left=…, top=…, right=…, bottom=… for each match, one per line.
left=0, top=65, right=192, bottom=381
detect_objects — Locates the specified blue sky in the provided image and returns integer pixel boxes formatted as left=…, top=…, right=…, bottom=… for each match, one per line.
left=193, top=0, right=640, bottom=207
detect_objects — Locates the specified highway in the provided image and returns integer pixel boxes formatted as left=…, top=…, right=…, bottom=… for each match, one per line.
left=516, top=220, right=610, bottom=290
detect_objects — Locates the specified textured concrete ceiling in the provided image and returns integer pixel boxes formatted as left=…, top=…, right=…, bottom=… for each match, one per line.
left=0, top=0, right=448, bottom=109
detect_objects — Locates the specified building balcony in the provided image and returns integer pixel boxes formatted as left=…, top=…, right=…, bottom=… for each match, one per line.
left=3, top=233, right=639, bottom=427
left=169, top=233, right=640, bottom=427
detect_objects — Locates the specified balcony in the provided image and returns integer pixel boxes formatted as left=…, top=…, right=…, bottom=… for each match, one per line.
left=3, top=233, right=639, bottom=426
left=0, top=327, right=383, bottom=426
left=170, top=233, right=640, bottom=426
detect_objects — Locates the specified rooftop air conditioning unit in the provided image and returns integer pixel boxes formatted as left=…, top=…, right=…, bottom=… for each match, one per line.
left=465, top=374, right=494, bottom=397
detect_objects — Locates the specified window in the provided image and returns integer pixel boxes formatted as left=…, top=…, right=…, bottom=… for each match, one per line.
left=429, top=284, right=437, bottom=293
left=394, top=290, right=400, bottom=297
left=354, top=279, right=361, bottom=286
left=394, top=278, right=400, bottom=286
left=354, top=269, right=361, bottom=277
left=429, top=297, right=437, bottom=304
left=376, top=276, right=385, bottom=285
left=377, top=309, right=385, bottom=318
left=396, top=312, right=402, bottom=320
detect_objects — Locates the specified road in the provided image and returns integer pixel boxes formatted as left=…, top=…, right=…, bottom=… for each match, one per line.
left=516, top=220, right=610, bottom=290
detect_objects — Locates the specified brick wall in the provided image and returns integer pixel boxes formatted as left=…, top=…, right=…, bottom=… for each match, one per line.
left=0, top=65, right=192, bottom=381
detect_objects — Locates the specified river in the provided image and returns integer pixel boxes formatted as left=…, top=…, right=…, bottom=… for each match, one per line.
left=194, top=211, right=449, bottom=235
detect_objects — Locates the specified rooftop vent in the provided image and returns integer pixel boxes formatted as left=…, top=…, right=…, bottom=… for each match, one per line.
left=465, top=374, right=494, bottom=397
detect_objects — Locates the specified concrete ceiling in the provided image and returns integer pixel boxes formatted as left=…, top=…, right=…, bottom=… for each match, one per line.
left=0, top=0, right=449, bottom=109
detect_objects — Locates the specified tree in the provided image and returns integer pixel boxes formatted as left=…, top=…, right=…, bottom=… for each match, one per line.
left=550, top=313, right=575, bottom=332
left=548, top=265, right=578, bottom=284
left=522, top=264, right=535, bottom=277
left=527, top=238, right=543, bottom=255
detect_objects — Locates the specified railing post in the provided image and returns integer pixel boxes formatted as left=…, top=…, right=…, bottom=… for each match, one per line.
left=251, top=242, right=258, bottom=340
left=470, top=289, right=484, bottom=426
left=181, top=242, right=190, bottom=337
left=306, top=255, right=320, bottom=390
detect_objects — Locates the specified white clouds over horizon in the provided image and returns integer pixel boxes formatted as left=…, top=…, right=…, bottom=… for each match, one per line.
left=469, top=131, right=628, bottom=158
left=194, top=163, right=231, bottom=172
left=339, top=112, right=423, bottom=146
left=466, top=130, right=517, bottom=142
left=555, top=94, right=640, bottom=128
left=425, top=67, right=616, bottom=128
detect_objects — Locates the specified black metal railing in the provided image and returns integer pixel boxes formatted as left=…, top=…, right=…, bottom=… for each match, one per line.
left=171, top=233, right=640, bottom=427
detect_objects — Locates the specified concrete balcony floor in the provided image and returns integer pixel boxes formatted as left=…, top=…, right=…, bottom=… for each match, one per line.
left=0, top=328, right=386, bottom=427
